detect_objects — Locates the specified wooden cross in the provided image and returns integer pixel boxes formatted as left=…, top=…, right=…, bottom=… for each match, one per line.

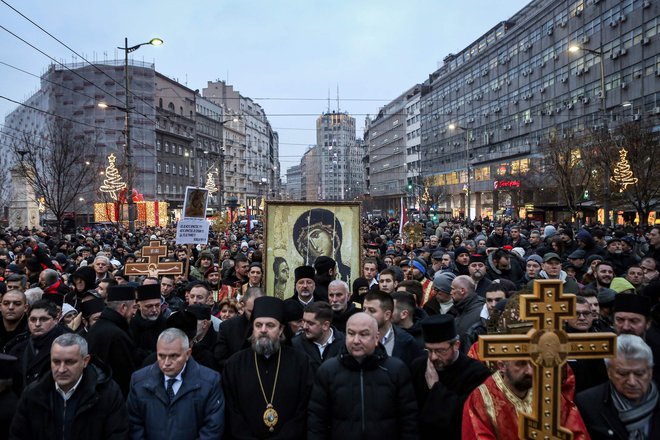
left=124, top=240, right=183, bottom=276
left=478, top=279, right=616, bottom=440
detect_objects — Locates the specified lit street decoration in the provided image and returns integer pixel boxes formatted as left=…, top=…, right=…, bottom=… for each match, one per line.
left=99, top=154, right=126, bottom=200
left=205, top=171, right=218, bottom=194
left=610, top=148, right=638, bottom=192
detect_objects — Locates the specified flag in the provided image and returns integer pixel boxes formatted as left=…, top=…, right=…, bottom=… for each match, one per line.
left=246, top=205, right=251, bottom=234
left=399, top=197, right=407, bottom=236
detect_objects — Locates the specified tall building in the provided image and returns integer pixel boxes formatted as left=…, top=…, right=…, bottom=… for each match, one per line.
left=419, top=0, right=660, bottom=220
left=314, top=111, right=363, bottom=201
left=285, top=164, right=302, bottom=200
left=202, top=80, right=281, bottom=211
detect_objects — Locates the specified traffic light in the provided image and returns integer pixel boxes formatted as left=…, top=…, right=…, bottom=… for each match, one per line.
left=407, top=179, right=413, bottom=191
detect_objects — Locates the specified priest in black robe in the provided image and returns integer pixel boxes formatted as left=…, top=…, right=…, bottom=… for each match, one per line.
left=222, top=296, right=313, bottom=439
left=410, top=314, right=491, bottom=440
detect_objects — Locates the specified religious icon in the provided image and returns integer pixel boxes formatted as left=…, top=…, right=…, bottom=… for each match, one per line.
left=183, top=187, right=208, bottom=219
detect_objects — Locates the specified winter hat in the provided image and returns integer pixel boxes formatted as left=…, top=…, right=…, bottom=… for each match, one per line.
left=576, top=229, right=592, bottom=243
left=543, top=225, right=556, bottom=239
left=610, top=277, right=636, bottom=294
left=454, top=247, right=470, bottom=258
left=597, top=288, right=616, bottom=306
left=511, top=247, right=525, bottom=259
left=313, top=256, right=336, bottom=274
left=526, top=254, right=543, bottom=266
left=432, top=272, right=456, bottom=294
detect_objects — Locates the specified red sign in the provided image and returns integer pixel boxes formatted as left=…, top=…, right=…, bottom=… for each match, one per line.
left=494, top=180, right=521, bottom=189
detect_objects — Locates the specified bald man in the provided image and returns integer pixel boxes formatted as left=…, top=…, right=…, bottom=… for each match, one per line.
left=308, top=313, right=418, bottom=439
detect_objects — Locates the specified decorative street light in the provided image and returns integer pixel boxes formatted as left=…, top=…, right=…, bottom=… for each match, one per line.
left=100, top=37, right=163, bottom=232
left=448, top=123, right=472, bottom=221
left=568, top=44, right=611, bottom=227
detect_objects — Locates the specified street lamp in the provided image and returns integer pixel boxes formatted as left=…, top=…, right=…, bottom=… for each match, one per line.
left=569, top=44, right=611, bottom=227
left=448, top=123, right=472, bottom=221
left=117, top=36, right=163, bottom=232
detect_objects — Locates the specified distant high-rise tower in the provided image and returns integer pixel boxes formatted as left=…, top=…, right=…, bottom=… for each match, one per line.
left=314, top=112, right=363, bottom=200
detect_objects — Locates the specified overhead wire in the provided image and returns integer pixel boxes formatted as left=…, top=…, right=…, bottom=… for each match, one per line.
left=0, top=0, right=160, bottom=121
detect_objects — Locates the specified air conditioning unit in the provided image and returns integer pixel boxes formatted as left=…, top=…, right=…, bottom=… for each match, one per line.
left=611, top=51, right=619, bottom=60
left=546, top=109, right=553, bottom=116
left=582, top=97, right=590, bottom=104
left=540, top=61, right=546, bottom=68
left=553, top=53, right=560, bottom=60
left=555, top=107, right=562, bottom=113
left=576, top=8, right=582, bottom=16
left=619, top=14, right=627, bottom=22
left=467, top=99, right=472, bottom=104
left=547, top=28, right=554, bottom=36
left=467, top=78, right=474, bottom=84
left=642, top=37, right=651, bottom=45
left=505, top=124, right=512, bottom=130
left=643, top=0, right=651, bottom=8
left=596, top=91, right=604, bottom=98
left=620, top=48, right=627, bottom=56
left=580, top=36, right=590, bottom=44
left=446, top=109, right=452, bottom=115
left=576, top=68, right=584, bottom=76
left=482, top=70, right=489, bottom=77
left=567, top=103, right=574, bottom=109
left=621, top=82, right=628, bottom=89
left=584, top=66, right=590, bottom=73
left=610, top=20, right=618, bottom=27
left=506, top=79, right=512, bottom=85
left=539, top=87, right=546, bottom=93
left=633, top=114, right=641, bottom=121
left=561, top=76, right=568, bottom=83
left=522, top=70, right=528, bottom=77
left=634, top=71, right=642, bottom=79
left=559, top=19, right=567, bottom=27
left=654, top=107, right=660, bottom=115
left=494, top=106, right=502, bottom=113
left=468, top=117, right=475, bottom=123
left=512, top=99, right=519, bottom=105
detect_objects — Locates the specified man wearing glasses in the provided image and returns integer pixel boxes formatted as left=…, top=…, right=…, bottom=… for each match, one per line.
left=410, top=314, right=490, bottom=440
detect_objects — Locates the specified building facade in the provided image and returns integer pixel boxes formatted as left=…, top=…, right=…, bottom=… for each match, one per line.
left=419, top=0, right=660, bottom=220
left=285, top=164, right=302, bottom=200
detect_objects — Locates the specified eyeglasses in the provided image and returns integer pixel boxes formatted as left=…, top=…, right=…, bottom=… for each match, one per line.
left=575, top=311, right=592, bottom=318
left=29, top=316, right=53, bottom=324
left=425, top=344, right=454, bottom=356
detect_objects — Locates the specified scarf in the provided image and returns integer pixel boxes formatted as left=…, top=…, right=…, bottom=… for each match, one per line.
left=611, top=381, right=659, bottom=440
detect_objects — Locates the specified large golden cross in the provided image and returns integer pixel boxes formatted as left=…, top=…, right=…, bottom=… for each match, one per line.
left=124, top=240, right=183, bottom=276
left=478, top=279, right=616, bottom=440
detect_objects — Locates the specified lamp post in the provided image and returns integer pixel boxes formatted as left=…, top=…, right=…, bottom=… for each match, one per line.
left=116, top=37, right=162, bottom=232
left=448, top=123, right=472, bottom=221
left=569, top=44, right=611, bottom=227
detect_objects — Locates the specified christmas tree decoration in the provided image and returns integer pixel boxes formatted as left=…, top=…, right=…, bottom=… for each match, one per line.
left=610, top=148, right=638, bottom=192
left=204, top=171, right=218, bottom=194
left=99, top=154, right=126, bottom=200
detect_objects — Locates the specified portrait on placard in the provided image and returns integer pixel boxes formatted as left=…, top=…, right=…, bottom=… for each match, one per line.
left=182, top=187, right=208, bottom=219
left=265, top=202, right=361, bottom=298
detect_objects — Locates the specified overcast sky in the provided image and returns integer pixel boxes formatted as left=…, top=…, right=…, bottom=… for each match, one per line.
left=0, top=0, right=530, bottom=177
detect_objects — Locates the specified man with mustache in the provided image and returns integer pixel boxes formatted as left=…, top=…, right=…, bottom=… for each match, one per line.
left=222, top=296, right=313, bottom=439
left=467, top=253, right=491, bottom=297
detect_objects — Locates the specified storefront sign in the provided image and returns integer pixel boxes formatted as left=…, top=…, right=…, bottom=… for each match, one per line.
left=494, top=180, right=521, bottom=189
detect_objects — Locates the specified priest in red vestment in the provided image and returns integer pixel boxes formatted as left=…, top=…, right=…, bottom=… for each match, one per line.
left=462, top=359, right=590, bottom=440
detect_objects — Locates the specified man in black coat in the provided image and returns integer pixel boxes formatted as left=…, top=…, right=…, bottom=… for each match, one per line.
left=85, top=284, right=139, bottom=398
left=328, top=280, right=360, bottom=333
left=0, top=354, right=19, bottom=440
left=292, top=302, right=345, bottom=372
left=223, top=296, right=313, bottom=439
left=576, top=334, right=660, bottom=440
left=363, top=290, right=425, bottom=368
left=213, top=287, right=263, bottom=371
left=10, top=333, right=128, bottom=439
left=308, top=313, right=418, bottom=440
left=411, top=314, right=490, bottom=440
left=0, top=288, right=28, bottom=351
left=7, top=299, right=69, bottom=393
left=129, top=283, right=167, bottom=359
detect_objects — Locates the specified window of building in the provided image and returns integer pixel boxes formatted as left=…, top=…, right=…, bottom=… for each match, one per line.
left=157, top=162, right=161, bottom=172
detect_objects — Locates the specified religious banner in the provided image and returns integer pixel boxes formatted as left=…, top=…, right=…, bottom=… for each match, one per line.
left=478, top=279, right=616, bottom=439
left=175, top=219, right=210, bottom=245
left=182, top=187, right=209, bottom=220
left=264, top=201, right=362, bottom=299
left=124, top=240, right=183, bottom=276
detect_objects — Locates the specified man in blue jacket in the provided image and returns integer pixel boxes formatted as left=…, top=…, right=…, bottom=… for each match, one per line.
left=127, top=328, right=224, bottom=440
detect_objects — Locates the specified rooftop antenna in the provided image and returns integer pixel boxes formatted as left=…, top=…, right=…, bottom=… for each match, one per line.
left=336, top=83, right=340, bottom=113
left=327, top=88, right=331, bottom=113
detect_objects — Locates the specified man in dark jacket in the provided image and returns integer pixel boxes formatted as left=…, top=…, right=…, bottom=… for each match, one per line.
left=86, top=284, right=139, bottom=397
left=328, top=280, right=360, bottom=333
left=8, top=299, right=69, bottom=392
left=0, top=289, right=28, bottom=350
left=485, top=248, right=524, bottom=288
left=411, top=314, right=490, bottom=440
left=127, top=328, right=224, bottom=440
left=10, top=333, right=128, bottom=439
left=314, top=256, right=337, bottom=302
left=308, top=313, right=418, bottom=440
left=292, top=301, right=345, bottom=372
left=363, top=290, right=424, bottom=368
left=447, top=275, right=485, bottom=354
left=576, top=334, right=660, bottom=440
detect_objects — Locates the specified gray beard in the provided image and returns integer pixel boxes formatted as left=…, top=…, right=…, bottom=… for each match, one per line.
left=251, top=335, right=281, bottom=357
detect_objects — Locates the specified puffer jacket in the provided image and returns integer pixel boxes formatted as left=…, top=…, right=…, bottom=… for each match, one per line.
left=9, top=357, right=128, bottom=440
left=308, top=345, right=418, bottom=440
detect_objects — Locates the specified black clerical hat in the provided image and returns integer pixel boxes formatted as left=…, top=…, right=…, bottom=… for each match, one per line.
left=421, top=314, right=457, bottom=343
left=294, top=266, right=316, bottom=282
left=107, top=285, right=136, bottom=302
left=187, top=304, right=211, bottom=321
left=614, top=293, right=651, bottom=317
left=80, top=297, right=105, bottom=318
left=136, top=283, right=161, bottom=302
left=252, top=296, right=285, bottom=324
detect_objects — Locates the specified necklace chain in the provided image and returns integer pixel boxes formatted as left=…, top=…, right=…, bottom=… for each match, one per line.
left=254, top=348, right=281, bottom=405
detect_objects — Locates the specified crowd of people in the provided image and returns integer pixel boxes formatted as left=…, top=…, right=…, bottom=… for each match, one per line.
left=0, top=216, right=658, bottom=439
